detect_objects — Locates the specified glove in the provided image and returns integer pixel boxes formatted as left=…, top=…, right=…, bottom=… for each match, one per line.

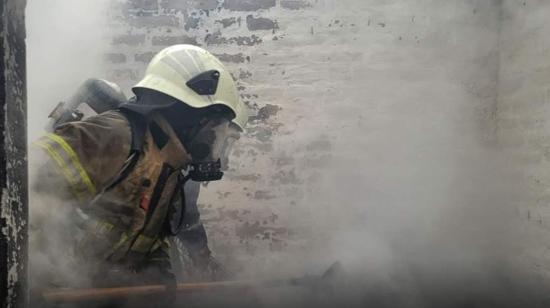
left=190, top=247, right=231, bottom=281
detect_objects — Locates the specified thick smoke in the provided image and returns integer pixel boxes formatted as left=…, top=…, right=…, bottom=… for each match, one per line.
left=26, top=0, right=113, bottom=294
left=26, top=0, right=113, bottom=140
left=208, top=2, right=550, bottom=307
left=25, top=1, right=550, bottom=307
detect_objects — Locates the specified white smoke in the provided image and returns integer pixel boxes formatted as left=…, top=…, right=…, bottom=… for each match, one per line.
left=24, top=0, right=550, bottom=307
left=26, top=0, right=114, bottom=293
left=26, top=0, right=113, bottom=140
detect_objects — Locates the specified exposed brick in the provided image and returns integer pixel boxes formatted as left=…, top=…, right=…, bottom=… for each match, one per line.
left=134, top=52, right=156, bottom=63
left=105, top=53, right=127, bottom=64
left=280, top=0, right=311, bottom=10
left=185, top=15, right=201, bottom=30
left=126, top=0, right=159, bottom=15
left=214, top=53, right=247, bottom=63
left=193, top=0, right=219, bottom=10
left=216, top=17, right=239, bottom=28
left=152, top=35, right=199, bottom=46
left=238, top=70, right=253, bottom=79
left=254, top=190, right=275, bottom=200
left=112, top=34, right=146, bottom=46
left=128, top=0, right=158, bottom=10
left=205, top=31, right=262, bottom=46
left=107, top=69, right=140, bottom=82
left=127, top=15, right=179, bottom=28
left=233, top=35, right=263, bottom=46
left=204, top=31, right=226, bottom=45
left=160, top=0, right=219, bottom=11
left=246, top=15, right=277, bottom=31
left=223, top=0, right=276, bottom=11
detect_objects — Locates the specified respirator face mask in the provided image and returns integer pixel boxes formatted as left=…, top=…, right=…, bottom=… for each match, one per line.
left=219, top=124, right=241, bottom=172
left=159, top=102, right=240, bottom=182
left=186, top=117, right=233, bottom=182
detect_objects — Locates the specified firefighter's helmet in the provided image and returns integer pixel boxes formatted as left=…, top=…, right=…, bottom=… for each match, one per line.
left=133, top=44, right=248, bottom=130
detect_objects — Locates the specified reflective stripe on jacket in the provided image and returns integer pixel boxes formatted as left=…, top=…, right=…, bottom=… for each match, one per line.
left=34, top=110, right=191, bottom=265
left=35, top=133, right=97, bottom=202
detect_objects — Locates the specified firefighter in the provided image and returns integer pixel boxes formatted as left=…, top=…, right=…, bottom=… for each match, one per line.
left=32, top=44, right=248, bottom=289
left=172, top=118, right=244, bottom=281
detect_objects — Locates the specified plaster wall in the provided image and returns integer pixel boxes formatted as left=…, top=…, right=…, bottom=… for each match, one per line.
left=104, top=0, right=505, bottom=276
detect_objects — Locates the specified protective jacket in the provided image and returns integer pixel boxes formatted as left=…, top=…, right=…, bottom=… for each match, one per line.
left=35, top=109, right=191, bottom=270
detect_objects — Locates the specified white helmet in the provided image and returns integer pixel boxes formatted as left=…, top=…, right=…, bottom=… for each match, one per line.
left=133, top=44, right=248, bottom=130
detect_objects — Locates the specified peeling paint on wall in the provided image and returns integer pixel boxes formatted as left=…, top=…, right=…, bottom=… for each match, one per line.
left=0, top=0, right=28, bottom=307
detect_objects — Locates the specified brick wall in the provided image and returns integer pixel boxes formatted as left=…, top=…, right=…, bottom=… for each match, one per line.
left=21, top=1, right=550, bottom=303
left=102, top=0, right=506, bottom=276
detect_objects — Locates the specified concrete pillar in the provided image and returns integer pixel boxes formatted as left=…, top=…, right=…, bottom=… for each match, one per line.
left=0, top=0, right=28, bottom=307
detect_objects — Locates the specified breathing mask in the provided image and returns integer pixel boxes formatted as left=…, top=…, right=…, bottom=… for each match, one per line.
left=186, top=117, right=233, bottom=182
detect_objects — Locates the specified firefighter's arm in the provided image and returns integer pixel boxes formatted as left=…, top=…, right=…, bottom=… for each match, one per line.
left=32, top=111, right=131, bottom=204
left=33, top=132, right=99, bottom=203
left=177, top=180, right=229, bottom=279
left=179, top=222, right=210, bottom=261
left=177, top=180, right=210, bottom=259
left=30, top=150, right=75, bottom=201
left=179, top=221, right=229, bottom=280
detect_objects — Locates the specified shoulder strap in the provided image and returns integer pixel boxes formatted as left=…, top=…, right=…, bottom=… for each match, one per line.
left=97, top=109, right=147, bottom=194
left=119, top=108, right=147, bottom=152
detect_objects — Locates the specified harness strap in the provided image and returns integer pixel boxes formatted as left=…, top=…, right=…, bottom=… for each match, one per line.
left=100, top=109, right=147, bottom=192
left=89, top=109, right=147, bottom=204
